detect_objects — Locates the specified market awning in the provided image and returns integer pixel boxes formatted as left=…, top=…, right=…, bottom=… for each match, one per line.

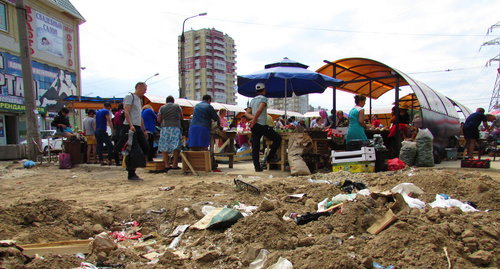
left=316, top=58, right=409, bottom=99
left=63, top=96, right=123, bottom=110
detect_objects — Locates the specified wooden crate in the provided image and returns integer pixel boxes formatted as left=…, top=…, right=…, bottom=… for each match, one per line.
left=182, top=151, right=212, bottom=172
left=144, top=161, right=165, bottom=172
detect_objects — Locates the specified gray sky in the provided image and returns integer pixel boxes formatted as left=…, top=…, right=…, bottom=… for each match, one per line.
left=71, top=0, right=500, bottom=113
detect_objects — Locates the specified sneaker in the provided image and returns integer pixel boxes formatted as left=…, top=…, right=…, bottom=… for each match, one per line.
left=128, top=175, right=143, bottom=181
left=267, top=155, right=281, bottom=163
left=255, top=167, right=264, bottom=172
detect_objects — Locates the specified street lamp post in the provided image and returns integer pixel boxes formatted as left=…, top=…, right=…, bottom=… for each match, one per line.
left=180, top=12, right=207, bottom=99
left=144, top=73, right=159, bottom=83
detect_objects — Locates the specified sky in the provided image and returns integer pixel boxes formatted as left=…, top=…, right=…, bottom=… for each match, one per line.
left=70, top=0, right=500, bottom=113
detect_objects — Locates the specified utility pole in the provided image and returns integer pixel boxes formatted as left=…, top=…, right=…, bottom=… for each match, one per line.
left=16, top=0, right=41, bottom=160
left=482, top=22, right=500, bottom=111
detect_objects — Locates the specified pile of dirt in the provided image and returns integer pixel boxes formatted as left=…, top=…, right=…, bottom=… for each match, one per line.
left=1, top=162, right=500, bottom=268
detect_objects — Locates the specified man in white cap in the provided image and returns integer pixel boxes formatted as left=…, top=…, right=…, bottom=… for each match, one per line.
left=246, top=82, right=282, bottom=172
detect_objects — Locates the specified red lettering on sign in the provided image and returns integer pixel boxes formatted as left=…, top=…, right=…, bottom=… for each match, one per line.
left=25, top=6, right=35, bottom=55
left=68, top=59, right=73, bottom=67
left=67, top=34, right=72, bottom=42
left=67, top=43, right=72, bottom=50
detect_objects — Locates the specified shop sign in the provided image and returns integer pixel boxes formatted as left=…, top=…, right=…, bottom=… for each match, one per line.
left=0, top=101, right=46, bottom=114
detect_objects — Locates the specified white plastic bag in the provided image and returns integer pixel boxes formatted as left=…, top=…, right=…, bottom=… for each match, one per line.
left=268, top=257, right=293, bottom=269
left=429, top=194, right=479, bottom=212
left=249, top=249, right=270, bottom=269
left=391, top=183, right=424, bottom=196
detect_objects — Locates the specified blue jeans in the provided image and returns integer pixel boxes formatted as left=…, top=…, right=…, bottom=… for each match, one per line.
left=95, top=129, right=113, bottom=162
left=251, top=123, right=282, bottom=169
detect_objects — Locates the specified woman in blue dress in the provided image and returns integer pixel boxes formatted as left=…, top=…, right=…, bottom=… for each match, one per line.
left=346, top=94, right=368, bottom=144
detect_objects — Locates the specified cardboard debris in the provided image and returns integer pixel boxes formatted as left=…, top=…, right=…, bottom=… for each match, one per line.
left=21, top=239, right=93, bottom=256
left=367, top=209, right=398, bottom=235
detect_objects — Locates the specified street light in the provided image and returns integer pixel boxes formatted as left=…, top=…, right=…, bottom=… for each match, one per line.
left=144, top=73, right=159, bottom=83
left=180, top=12, right=207, bottom=99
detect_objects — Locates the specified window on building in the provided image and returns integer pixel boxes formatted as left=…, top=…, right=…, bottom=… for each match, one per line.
left=0, top=2, right=7, bottom=32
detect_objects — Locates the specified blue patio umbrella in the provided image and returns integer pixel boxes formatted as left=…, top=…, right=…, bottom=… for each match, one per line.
left=237, top=57, right=343, bottom=98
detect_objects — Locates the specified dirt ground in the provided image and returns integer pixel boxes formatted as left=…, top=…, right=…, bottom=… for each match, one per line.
left=1, top=160, right=500, bottom=269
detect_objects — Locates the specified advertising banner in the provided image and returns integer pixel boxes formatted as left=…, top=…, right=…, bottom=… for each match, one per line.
left=0, top=51, right=76, bottom=112
left=35, top=11, right=64, bottom=57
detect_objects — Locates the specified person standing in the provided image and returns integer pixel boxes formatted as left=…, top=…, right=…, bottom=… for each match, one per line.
left=372, top=114, right=381, bottom=128
left=346, top=94, right=368, bottom=144
left=112, top=103, right=126, bottom=166
left=219, top=108, right=229, bottom=129
left=83, top=109, right=97, bottom=164
left=188, top=94, right=220, bottom=151
left=95, top=103, right=114, bottom=165
left=463, top=108, right=491, bottom=159
left=246, top=83, right=282, bottom=172
left=141, top=104, right=158, bottom=162
left=123, top=82, right=150, bottom=180
left=157, top=96, right=183, bottom=169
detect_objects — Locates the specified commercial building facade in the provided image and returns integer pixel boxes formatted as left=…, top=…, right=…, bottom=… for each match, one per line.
left=0, top=0, right=84, bottom=145
left=179, top=28, right=237, bottom=104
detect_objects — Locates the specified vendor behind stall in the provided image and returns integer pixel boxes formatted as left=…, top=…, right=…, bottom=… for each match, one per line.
left=346, top=94, right=368, bottom=144
left=463, top=108, right=491, bottom=159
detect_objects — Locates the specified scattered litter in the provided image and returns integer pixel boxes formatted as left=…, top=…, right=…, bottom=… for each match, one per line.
left=400, top=192, right=426, bottom=209
left=168, top=225, right=190, bottom=237
left=373, top=262, right=395, bottom=269
left=334, top=179, right=367, bottom=194
left=268, top=257, right=293, bottom=269
left=192, top=208, right=244, bottom=230
left=202, top=205, right=216, bottom=216
left=233, top=202, right=258, bottom=216
left=307, top=178, right=331, bottom=184
left=158, top=186, right=175, bottom=191
left=73, top=262, right=98, bottom=269
left=233, top=178, right=261, bottom=195
left=429, top=194, right=479, bottom=212
left=249, top=249, right=270, bottom=269
left=110, top=230, right=142, bottom=241
left=367, top=209, right=398, bottom=235
left=168, top=232, right=184, bottom=249
left=294, top=203, right=344, bottom=225
left=75, top=252, right=85, bottom=259
left=288, top=193, right=306, bottom=199
left=23, top=160, right=35, bottom=169
left=71, top=175, right=78, bottom=178
left=391, top=183, right=424, bottom=197
left=388, top=158, right=405, bottom=171
left=146, top=208, right=165, bottom=214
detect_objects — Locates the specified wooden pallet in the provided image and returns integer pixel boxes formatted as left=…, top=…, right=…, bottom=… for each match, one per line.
left=144, top=161, right=165, bottom=172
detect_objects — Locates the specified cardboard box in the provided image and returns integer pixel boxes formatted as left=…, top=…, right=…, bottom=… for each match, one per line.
left=332, top=161, right=375, bottom=173
left=182, top=151, right=212, bottom=172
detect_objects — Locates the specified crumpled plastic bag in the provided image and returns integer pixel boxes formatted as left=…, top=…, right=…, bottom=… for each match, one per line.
left=429, top=194, right=479, bottom=212
left=388, top=158, right=405, bottom=171
left=268, top=257, right=293, bottom=269
left=391, top=183, right=424, bottom=197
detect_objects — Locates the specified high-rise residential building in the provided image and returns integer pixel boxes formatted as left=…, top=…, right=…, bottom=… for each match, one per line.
left=268, top=95, right=309, bottom=115
left=179, top=28, right=237, bottom=104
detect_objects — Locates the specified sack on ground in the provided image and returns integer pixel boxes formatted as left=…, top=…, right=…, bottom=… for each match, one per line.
left=415, top=128, right=434, bottom=167
left=288, top=133, right=312, bottom=176
left=399, top=140, right=417, bottom=166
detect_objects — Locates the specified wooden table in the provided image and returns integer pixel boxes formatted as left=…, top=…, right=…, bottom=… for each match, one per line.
left=265, top=133, right=289, bottom=171
left=210, top=130, right=236, bottom=169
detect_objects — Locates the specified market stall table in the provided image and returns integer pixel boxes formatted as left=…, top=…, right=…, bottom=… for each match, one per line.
left=210, top=130, right=236, bottom=169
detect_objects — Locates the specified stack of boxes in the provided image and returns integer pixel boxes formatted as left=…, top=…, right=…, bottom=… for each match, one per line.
left=331, top=147, right=376, bottom=173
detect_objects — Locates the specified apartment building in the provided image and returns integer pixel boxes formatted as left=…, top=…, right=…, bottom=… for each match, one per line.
left=179, top=28, right=237, bottom=104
